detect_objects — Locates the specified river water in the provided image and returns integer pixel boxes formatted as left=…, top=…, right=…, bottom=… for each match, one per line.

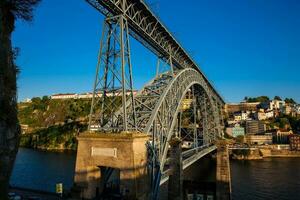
left=10, top=148, right=300, bottom=199
left=10, top=148, right=76, bottom=193
left=231, top=158, right=300, bottom=200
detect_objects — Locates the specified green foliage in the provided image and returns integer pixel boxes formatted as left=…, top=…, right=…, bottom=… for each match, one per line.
left=2, top=0, right=41, bottom=22
left=245, top=96, right=297, bottom=104
left=235, top=135, right=244, bottom=144
left=19, top=135, right=32, bottom=147
left=0, top=0, right=41, bottom=198
left=17, top=97, right=117, bottom=150
left=277, top=118, right=290, bottom=129
left=286, top=115, right=300, bottom=133
left=274, top=96, right=282, bottom=101
left=246, top=96, right=270, bottom=103
left=19, top=122, right=87, bottom=150
left=284, top=98, right=297, bottom=104
left=18, top=98, right=93, bottom=128
left=270, top=115, right=300, bottom=133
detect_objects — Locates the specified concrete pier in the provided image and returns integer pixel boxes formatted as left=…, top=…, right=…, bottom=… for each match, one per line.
left=73, top=132, right=150, bottom=199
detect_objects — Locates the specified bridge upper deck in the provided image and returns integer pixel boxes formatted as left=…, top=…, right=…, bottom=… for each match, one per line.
left=86, top=0, right=224, bottom=104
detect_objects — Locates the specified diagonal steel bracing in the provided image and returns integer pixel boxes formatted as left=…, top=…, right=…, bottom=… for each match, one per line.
left=86, top=0, right=224, bottom=105
left=85, top=1, right=226, bottom=198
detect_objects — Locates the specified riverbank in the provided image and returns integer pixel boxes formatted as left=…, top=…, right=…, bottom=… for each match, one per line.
left=19, top=122, right=87, bottom=151
left=230, top=145, right=300, bottom=160
left=9, top=186, right=61, bottom=200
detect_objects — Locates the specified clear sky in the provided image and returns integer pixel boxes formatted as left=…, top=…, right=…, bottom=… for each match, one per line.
left=13, top=0, right=300, bottom=103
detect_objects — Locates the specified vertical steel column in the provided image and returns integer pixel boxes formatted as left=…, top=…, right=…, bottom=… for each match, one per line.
left=120, top=16, right=127, bottom=131
left=192, top=86, right=198, bottom=148
left=88, top=13, right=136, bottom=132
left=219, top=103, right=225, bottom=138
left=155, top=58, right=160, bottom=77
left=201, top=93, right=209, bottom=145
left=88, top=22, right=107, bottom=131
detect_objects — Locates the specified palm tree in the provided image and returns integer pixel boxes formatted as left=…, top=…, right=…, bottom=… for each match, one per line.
left=0, top=0, right=40, bottom=198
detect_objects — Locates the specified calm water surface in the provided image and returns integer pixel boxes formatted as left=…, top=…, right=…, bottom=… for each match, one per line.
left=10, top=148, right=76, bottom=193
left=231, top=158, right=300, bottom=200
left=10, top=148, right=300, bottom=199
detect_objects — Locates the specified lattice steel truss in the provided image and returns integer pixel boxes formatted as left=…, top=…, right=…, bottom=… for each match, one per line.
left=85, top=0, right=226, bottom=198
left=86, top=0, right=224, bottom=105
left=88, top=14, right=137, bottom=131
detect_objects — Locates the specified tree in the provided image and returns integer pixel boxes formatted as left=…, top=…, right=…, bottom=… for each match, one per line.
left=42, top=95, right=49, bottom=102
left=274, top=96, right=282, bottom=101
left=246, top=96, right=270, bottom=103
left=284, top=98, right=297, bottom=104
left=0, top=0, right=40, bottom=198
left=256, top=96, right=270, bottom=103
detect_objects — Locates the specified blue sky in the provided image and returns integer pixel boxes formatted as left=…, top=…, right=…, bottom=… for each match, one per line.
left=13, top=0, right=300, bottom=103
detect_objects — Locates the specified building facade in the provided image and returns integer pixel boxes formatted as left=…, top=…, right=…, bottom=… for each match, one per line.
left=245, top=134, right=273, bottom=145
left=232, top=126, right=245, bottom=138
left=246, top=120, right=266, bottom=134
left=265, top=110, right=274, bottom=119
left=255, top=111, right=267, bottom=121
left=290, top=134, right=300, bottom=151
left=226, top=124, right=245, bottom=138
left=273, top=130, right=293, bottom=144
left=269, top=100, right=285, bottom=110
left=225, top=102, right=260, bottom=114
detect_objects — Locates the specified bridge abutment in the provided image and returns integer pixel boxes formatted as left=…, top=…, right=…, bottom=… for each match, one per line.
left=73, top=132, right=150, bottom=200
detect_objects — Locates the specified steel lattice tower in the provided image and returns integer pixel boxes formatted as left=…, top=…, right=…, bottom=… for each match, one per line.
left=88, top=14, right=137, bottom=132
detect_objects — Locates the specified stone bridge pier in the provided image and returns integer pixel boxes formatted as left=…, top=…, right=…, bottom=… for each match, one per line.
left=167, top=140, right=232, bottom=200
left=216, top=142, right=232, bottom=200
left=73, top=133, right=231, bottom=200
left=73, top=132, right=150, bottom=199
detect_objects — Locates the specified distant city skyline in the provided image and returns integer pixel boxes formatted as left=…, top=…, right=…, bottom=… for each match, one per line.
left=13, top=0, right=300, bottom=103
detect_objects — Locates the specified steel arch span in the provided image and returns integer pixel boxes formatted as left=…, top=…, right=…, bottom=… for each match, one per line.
left=83, top=1, right=227, bottom=198
left=141, top=68, right=222, bottom=171
left=99, top=68, right=224, bottom=182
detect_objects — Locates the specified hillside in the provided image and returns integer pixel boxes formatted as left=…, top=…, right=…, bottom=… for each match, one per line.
left=18, top=96, right=93, bottom=151
left=18, top=96, right=91, bottom=128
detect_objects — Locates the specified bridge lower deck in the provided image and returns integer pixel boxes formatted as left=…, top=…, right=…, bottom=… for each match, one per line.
left=160, top=145, right=217, bottom=185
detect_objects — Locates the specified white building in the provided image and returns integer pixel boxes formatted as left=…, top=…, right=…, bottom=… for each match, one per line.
left=77, top=93, right=94, bottom=99
left=50, top=90, right=138, bottom=100
left=241, top=112, right=249, bottom=121
left=265, top=110, right=274, bottom=119
left=234, top=113, right=242, bottom=121
left=269, top=100, right=285, bottom=110
left=255, top=111, right=267, bottom=121
left=297, top=105, right=300, bottom=114
left=283, top=105, right=292, bottom=115
left=51, top=93, right=78, bottom=99
left=23, top=98, right=32, bottom=103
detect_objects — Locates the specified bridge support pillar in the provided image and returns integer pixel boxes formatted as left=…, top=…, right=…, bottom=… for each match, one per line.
left=73, top=132, right=150, bottom=200
left=168, top=137, right=183, bottom=200
left=216, top=141, right=232, bottom=200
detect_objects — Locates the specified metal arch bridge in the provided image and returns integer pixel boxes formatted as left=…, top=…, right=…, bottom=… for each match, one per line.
left=85, top=0, right=225, bottom=198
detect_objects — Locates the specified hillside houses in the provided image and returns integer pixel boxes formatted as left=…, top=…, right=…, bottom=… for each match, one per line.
left=225, top=97, right=299, bottom=144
